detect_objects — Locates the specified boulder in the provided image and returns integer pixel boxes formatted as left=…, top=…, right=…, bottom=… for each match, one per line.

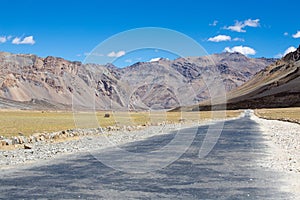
left=19, top=136, right=28, bottom=144
left=0, top=140, right=7, bottom=146
left=3, top=139, right=13, bottom=145
left=29, top=136, right=38, bottom=143
left=24, top=144, right=33, bottom=149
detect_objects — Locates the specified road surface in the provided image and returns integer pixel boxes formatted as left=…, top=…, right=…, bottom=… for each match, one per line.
left=0, top=114, right=293, bottom=199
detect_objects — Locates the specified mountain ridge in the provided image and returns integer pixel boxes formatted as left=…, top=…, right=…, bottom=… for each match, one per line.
left=179, top=45, right=300, bottom=111
left=0, top=51, right=276, bottom=110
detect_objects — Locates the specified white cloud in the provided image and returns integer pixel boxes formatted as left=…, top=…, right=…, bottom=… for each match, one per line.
left=225, top=19, right=260, bottom=32
left=107, top=50, right=126, bottom=58
left=12, top=37, right=21, bottom=44
left=276, top=46, right=297, bottom=58
left=84, top=52, right=104, bottom=57
left=224, top=45, right=256, bottom=56
left=225, top=21, right=246, bottom=32
left=125, top=59, right=132, bottom=63
left=208, top=35, right=231, bottom=42
left=284, top=32, right=289, bottom=36
left=0, top=36, right=7, bottom=43
left=149, top=57, right=161, bottom=62
left=292, top=31, right=300, bottom=38
left=12, top=36, right=35, bottom=45
left=208, top=35, right=244, bottom=42
left=209, top=20, right=218, bottom=26
left=244, top=19, right=260, bottom=27
left=232, top=37, right=245, bottom=42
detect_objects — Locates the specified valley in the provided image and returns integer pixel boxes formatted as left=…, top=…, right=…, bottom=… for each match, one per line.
left=0, top=34, right=299, bottom=200
left=1, top=0, right=300, bottom=199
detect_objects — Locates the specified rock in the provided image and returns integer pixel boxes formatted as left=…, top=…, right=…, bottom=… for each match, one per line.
left=39, top=135, right=45, bottom=141
left=126, top=126, right=133, bottom=131
left=3, top=139, right=13, bottom=145
left=0, top=140, right=7, bottom=146
left=53, top=133, right=60, bottom=140
left=24, top=144, right=33, bottom=149
left=16, top=136, right=27, bottom=144
left=104, top=113, right=110, bottom=118
left=107, top=126, right=117, bottom=131
left=143, top=122, right=150, bottom=127
left=97, top=127, right=103, bottom=133
left=179, top=118, right=186, bottom=123
left=11, top=137, right=19, bottom=145
left=29, top=136, right=37, bottom=143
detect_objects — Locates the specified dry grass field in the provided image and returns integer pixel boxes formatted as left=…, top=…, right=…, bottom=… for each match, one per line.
left=0, top=110, right=241, bottom=137
left=255, top=107, right=300, bottom=123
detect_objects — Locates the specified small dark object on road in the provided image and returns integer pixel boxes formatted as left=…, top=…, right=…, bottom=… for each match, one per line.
left=24, top=144, right=32, bottom=149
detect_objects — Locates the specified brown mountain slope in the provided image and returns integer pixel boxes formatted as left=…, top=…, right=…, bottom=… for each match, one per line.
left=182, top=45, right=300, bottom=111
left=226, top=45, right=300, bottom=109
left=0, top=51, right=275, bottom=110
left=0, top=52, right=128, bottom=110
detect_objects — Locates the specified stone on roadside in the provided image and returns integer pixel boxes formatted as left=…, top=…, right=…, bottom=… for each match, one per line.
left=17, top=136, right=28, bottom=144
left=29, top=136, right=37, bottom=143
left=3, top=139, right=13, bottom=145
left=39, top=135, right=45, bottom=141
left=24, top=144, right=33, bottom=149
left=0, top=140, right=7, bottom=146
left=126, top=126, right=133, bottom=131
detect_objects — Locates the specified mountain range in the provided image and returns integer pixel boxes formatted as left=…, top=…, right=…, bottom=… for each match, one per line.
left=178, top=45, right=300, bottom=111
left=0, top=51, right=276, bottom=110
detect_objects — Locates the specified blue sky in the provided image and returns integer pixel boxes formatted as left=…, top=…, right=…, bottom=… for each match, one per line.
left=0, top=0, right=299, bottom=67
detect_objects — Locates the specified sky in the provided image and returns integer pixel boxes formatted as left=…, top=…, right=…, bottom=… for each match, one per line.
left=0, top=0, right=300, bottom=67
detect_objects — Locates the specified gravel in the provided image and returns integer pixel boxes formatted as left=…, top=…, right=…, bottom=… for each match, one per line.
left=251, top=112, right=300, bottom=197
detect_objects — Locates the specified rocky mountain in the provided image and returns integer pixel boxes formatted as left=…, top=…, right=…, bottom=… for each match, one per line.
left=181, top=45, right=300, bottom=111
left=0, top=51, right=275, bottom=110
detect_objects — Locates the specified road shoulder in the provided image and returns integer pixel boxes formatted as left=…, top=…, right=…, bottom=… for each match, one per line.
left=251, top=112, right=300, bottom=198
